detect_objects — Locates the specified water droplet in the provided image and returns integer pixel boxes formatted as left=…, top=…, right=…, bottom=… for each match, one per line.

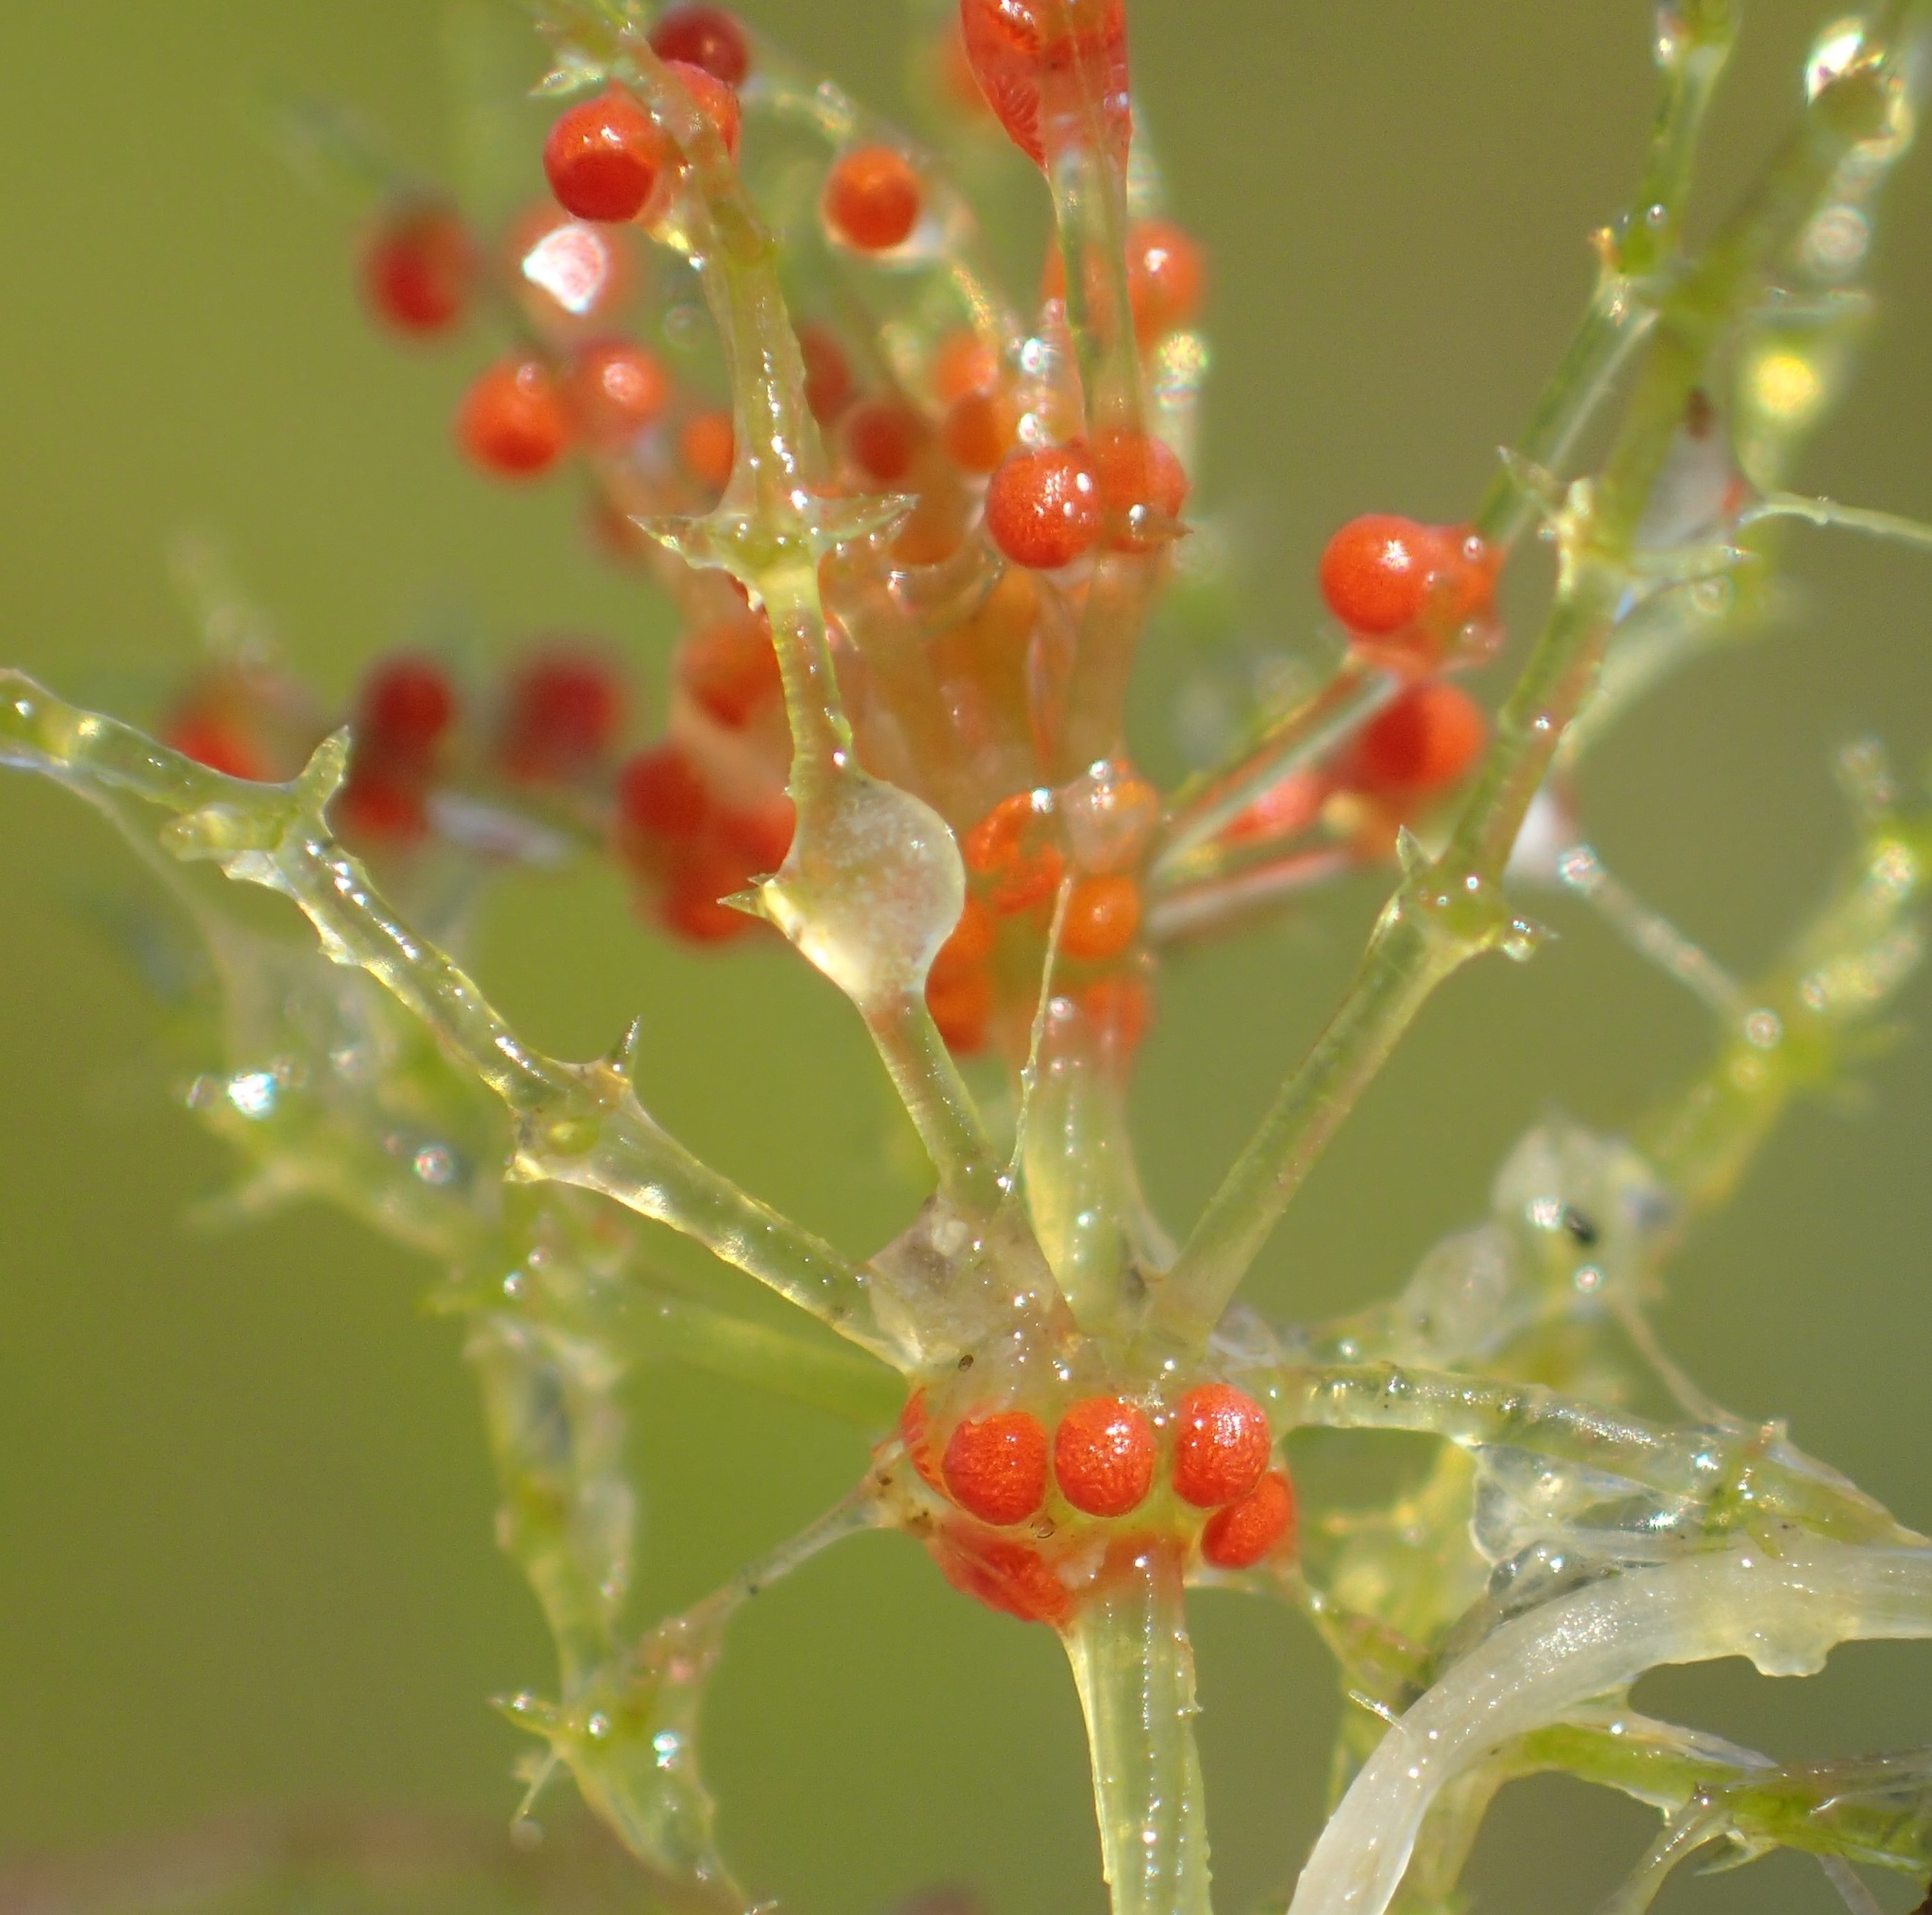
left=1060, top=760, right=1159, bottom=874
left=1690, top=574, right=1735, bottom=617
left=1803, top=206, right=1871, bottom=279
left=1806, top=18, right=1868, bottom=103
left=226, top=1070, right=277, bottom=1119
left=586, top=1711, right=612, bottom=1741
left=662, top=303, right=708, bottom=351
left=413, top=1143, right=456, bottom=1185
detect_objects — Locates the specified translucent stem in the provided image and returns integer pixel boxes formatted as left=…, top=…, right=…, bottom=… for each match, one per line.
left=470, top=1311, right=633, bottom=1694
left=620, top=1284, right=905, bottom=1425
left=1287, top=1540, right=1932, bottom=1915
left=1270, top=1359, right=1915, bottom=1547
left=1038, top=1, right=1160, bottom=775
left=1638, top=806, right=1931, bottom=1216
left=615, top=38, right=1004, bottom=1217
left=1020, top=1008, right=1167, bottom=1331
left=505, top=1488, right=880, bottom=1897
left=1473, top=289, right=1653, bottom=555
left=1151, top=659, right=1393, bottom=885
left=1144, top=845, right=1356, bottom=946
left=1153, top=41, right=1902, bottom=1349
left=1592, top=1803, right=1727, bottom=1915
left=1740, top=490, right=1932, bottom=553
left=1514, top=1714, right=1932, bottom=1873
left=1557, top=841, right=1750, bottom=1019
left=0, top=674, right=900, bottom=1363
left=1061, top=1543, right=1214, bottom=1915
left=1472, top=0, right=1739, bottom=550
left=1152, top=886, right=1483, bottom=1340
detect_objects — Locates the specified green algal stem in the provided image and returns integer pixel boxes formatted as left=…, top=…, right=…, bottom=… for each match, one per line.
left=1557, top=842, right=1751, bottom=1018
left=1266, top=1360, right=1916, bottom=1547
left=1061, top=1543, right=1213, bottom=1915
left=1638, top=808, right=1930, bottom=1214
left=856, top=981, right=1007, bottom=1217
left=1167, top=0, right=1736, bottom=892
left=608, top=36, right=1006, bottom=1219
left=1040, top=2, right=1139, bottom=439
left=1740, top=489, right=1932, bottom=551
left=0, top=674, right=898, bottom=1360
left=1598, top=1802, right=1730, bottom=1915
left=619, top=37, right=853, bottom=782
left=506, top=1058, right=904, bottom=1364
left=1151, top=877, right=1486, bottom=1347
left=1569, top=20, right=1928, bottom=765
left=1020, top=1014, right=1168, bottom=1330
left=618, top=1283, right=905, bottom=1424
left=504, top=1488, right=879, bottom=1901
left=1152, top=45, right=1903, bottom=1350
left=1057, top=546, right=1163, bottom=780
left=1508, top=1716, right=1932, bottom=1874
left=439, top=1198, right=903, bottom=1425
left=469, top=1309, right=632, bottom=1692
left=1472, top=0, right=1738, bottom=551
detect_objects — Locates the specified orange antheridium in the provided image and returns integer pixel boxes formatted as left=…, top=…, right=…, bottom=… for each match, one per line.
left=883, top=1376, right=1294, bottom=1628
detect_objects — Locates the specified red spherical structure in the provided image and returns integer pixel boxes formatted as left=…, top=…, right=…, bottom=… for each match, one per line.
left=680, top=615, right=782, bottom=728
left=358, top=657, right=456, bottom=765
left=844, top=400, right=924, bottom=485
left=362, top=205, right=475, bottom=336
left=1171, top=1383, right=1272, bottom=1509
left=823, top=145, right=924, bottom=251
left=456, top=358, right=572, bottom=479
left=1060, top=875, right=1141, bottom=963
left=1349, top=680, right=1489, bottom=798
left=1318, top=514, right=1446, bottom=639
left=499, top=648, right=623, bottom=781
left=985, top=444, right=1102, bottom=570
left=543, top=89, right=667, bottom=224
left=648, top=5, right=752, bottom=87
left=1053, top=1396, right=1156, bottom=1517
left=962, top=791, right=1066, bottom=915
left=666, top=60, right=742, bottom=159
left=566, top=340, right=670, bottom=446
left=1091, top=429, right=1189, bottom=551
left=943, top=1409, right=1050, bottom=1525
left=615, top=743, right=709, bottom=844
left=1201, top=1470, right=1296, bottom=1569
left=1125, top=219, right=1206, bottom=342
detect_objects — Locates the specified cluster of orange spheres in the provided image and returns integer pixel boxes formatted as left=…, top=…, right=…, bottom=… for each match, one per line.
left=904, top=1382, right=1295, bottom=1572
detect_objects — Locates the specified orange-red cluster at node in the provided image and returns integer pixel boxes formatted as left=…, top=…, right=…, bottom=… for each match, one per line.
left=899, top=1380, right=1296, bottom=1624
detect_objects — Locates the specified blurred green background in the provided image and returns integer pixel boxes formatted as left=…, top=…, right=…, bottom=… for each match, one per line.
left=3, top=3, right=1932, bottom=1911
